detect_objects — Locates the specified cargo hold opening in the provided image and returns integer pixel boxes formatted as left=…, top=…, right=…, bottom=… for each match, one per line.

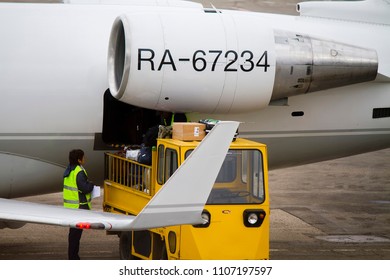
left=101, top=89, right=160, bottom=146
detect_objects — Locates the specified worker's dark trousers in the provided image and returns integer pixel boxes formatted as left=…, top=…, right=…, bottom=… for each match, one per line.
left=68, top=228, right=83, bottom=260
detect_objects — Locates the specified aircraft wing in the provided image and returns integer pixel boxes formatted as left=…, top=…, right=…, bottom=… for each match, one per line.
left=0, top=198, right=136, bottom=230
left=0, top=121, right=239, bottom=231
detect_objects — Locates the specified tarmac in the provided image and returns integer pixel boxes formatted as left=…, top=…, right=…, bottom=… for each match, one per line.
left=0, top=148, right=389, bottom=260
left=269, top=148, right=390, bottom=259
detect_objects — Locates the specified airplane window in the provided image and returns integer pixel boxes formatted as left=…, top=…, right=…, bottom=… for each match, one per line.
left=373, top=107, right=390, bottom=119
left=291, top=111, right=304, bottom=117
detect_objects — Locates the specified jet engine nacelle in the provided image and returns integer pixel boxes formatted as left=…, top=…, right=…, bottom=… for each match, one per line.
left=108, top=10, right=378, bottom=114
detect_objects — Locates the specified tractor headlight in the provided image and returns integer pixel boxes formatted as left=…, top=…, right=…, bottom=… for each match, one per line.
left=247, top=213, right=259, bottom=225
left=193, top=210, right=211, bottom=228
left=243, top=209, right=266, bottom=227
left=201, top=212, right=210, bottom=224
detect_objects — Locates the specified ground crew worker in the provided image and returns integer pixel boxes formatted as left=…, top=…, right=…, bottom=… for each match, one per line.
left=63, top=149, right=95, bottom=260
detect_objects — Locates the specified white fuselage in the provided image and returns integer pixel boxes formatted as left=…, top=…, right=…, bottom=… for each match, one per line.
left=0, top=2, right=389, bottom=198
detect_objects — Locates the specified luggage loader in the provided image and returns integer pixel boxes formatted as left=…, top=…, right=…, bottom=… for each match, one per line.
left=103, top=122, right=269, bottom=259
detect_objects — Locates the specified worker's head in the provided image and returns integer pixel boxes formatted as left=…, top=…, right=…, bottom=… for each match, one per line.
left=69, top=149, right=85, bottom=166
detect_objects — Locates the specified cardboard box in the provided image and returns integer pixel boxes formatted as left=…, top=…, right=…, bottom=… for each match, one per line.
left=172, top=122, right=206, bottom=141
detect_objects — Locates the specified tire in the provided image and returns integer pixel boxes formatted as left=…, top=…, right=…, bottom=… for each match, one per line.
left=119, top=231, right=135, bottom=260
left=160, top=243, right=168, bottom=260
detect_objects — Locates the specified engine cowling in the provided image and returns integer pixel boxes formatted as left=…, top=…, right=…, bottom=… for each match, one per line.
left=272, top=30, right=378, bottom=100
left=107, top=10, right=378, bottom=114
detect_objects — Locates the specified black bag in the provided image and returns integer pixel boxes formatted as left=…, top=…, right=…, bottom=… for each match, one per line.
left=138, top=145, right=152, bottom=165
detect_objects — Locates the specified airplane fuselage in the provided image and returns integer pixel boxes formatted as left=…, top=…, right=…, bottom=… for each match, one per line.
left=0, top=1, right=389, bottom=198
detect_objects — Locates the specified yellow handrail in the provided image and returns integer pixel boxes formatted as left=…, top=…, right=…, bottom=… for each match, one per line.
left=105, top=153, right=152, bottom=195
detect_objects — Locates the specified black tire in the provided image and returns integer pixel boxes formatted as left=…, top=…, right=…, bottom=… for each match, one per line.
left=119, top=231, right=135, bottom=260
left=160, top=243, right=168, bottom=260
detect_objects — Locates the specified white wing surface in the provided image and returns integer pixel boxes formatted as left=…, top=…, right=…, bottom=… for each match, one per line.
left=0, top=121, right=239, bottom=231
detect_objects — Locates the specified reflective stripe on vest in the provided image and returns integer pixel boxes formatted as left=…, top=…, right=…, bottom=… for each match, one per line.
left=63, top=165, right=91, bottom=209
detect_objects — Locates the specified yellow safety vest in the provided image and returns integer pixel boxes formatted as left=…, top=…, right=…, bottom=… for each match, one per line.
left=63, top=165, right=91, bottom=209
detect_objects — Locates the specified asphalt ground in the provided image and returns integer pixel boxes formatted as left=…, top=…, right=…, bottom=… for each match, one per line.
left=269, top=148, right=390, bottom=260
left=1, top=148, right=389, bottom=260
